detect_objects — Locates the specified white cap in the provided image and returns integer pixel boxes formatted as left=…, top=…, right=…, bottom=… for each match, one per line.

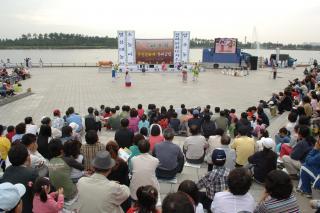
left=262, top=137, right=274, bottom=149
left=0, top=182, right=26, bottom=212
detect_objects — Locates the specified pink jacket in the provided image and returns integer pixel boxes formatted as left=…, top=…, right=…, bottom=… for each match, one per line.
left=33, top=192, right=64, bottom=213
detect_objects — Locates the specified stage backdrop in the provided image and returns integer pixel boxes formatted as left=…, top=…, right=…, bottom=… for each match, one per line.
left=135, top=39, right=173, bottom=64
left=214, top=38, right=237, bottom=54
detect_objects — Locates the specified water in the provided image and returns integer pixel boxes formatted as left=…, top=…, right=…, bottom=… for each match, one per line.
left=0, top=48, right=319, bottom=64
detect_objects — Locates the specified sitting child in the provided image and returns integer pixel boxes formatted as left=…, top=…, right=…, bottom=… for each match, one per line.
left=275, top=127, right=291, bottom=153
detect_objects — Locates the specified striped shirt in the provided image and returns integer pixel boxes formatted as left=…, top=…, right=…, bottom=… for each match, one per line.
left=197, top=166, right=230, bottom=200
left=255, top=194, right=300, bottom=213
left=80, top=143, right=105, bottom=170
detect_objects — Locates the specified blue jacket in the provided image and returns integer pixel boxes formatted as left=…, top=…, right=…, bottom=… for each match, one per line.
left=304, top=149, right=320, bottom=175
left=290, top=139, right=312, bottom=163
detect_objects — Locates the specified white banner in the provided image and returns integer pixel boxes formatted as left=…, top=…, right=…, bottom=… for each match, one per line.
left=126, top=31, right=135, bottom=64
left=173, top=31, right=182, bottom=64
left=118, top=31, right=126, bottom=65
left=181, top=32, right=190, bottom=63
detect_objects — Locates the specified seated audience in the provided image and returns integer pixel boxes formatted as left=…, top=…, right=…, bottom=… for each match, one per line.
left=5, top=125, right=15, bottom=142
left=37, top=124, right=52, bottom=159
left=115, top=118, right=134, bottom=149
left=108, top=108, right=121, bottom=130
left=183, top=125, right=208, bottom=164
left=274, top=127, right=290, bottom=152
left=231, top=126, right=255, bottom=167
left=128, top=134, right=144, bottom=171
left=130, top=140, right=160, bottom=201
left=215, top=111, right=229, bottom=133
left=84, top=107, right=97, bottom=132
left=128, top=108, right=140, bottom=133
left=138, top=114, right=150, bottom=133
left=188, top=109, right=202, bottom=131
left=1, top=143, right=39, bottom=213
left=52, top=109, right=64, bottom=131
left=12, top=122, right=26, bottom=143
left=149, top=124, right=164, bottom=151
left=47, top=139, right=77, bottom=203
left=178, top=180, right=204, bottom=213
left=169, top=112, right=181, bottom=134
left=201, top=114, right=216, bottom=139
left=197, top=149, right=229, bottom=212
left=25, top=117, right=38, bottom=135
left=0, top=182, right=26, bottom=213
left=32, top=177, right=64, bottom=213
left=211, top=168, right=255, bottom=213
left=218, top=135, right=236, bottom=171
left=65, top=107, right=83, bottom=133
left=162, top=192, right=195, bottom=213
left=81, top=130, right=105, bottom=171
left=255, top=170, right=300, bottom=212
left=0, top=124, right=11, bottom=170
left=77, top=151, right=130, bottom=213
left=153, top=128, right=184, bottom=179
left=248, top=138, right=277, bottom=184
left=127, top=185, right=160, bottom=213
left=205, top=128, right=224, bottom=170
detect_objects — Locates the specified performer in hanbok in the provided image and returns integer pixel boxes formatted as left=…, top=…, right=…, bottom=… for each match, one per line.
left=182, top=65, right=188, bottom=83
left=111, top=64, right=116, bottom=82
left=192, top=63, right=200, bottom=81
left=161, top=61, right=167, bottom=73
left=125, top=71, right=132, bottom=87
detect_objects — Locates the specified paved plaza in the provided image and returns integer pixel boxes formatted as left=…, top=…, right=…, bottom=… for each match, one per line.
left=0, top=67, right=314, bottom=212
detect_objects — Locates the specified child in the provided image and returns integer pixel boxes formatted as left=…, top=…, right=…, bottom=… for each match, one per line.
left=5, top=125, right=15, bottom=142
left=275, top=127, right=291, bottom=153
left=94, top=110, right=102, bottom=132
left=197, top=149, right=230, bottom=212
left=138, top=114, right=150, bottom=133
left=111, top=65, right=116, bottom=82
left=33, top=177, right=64, bottom=213
left=137, top=104, right=145, bottom=119
left=178, top=180, right=204, bottom=213
left=127, top=185, right=160, bottom=213
left=182, top=65, right=188, bottom=82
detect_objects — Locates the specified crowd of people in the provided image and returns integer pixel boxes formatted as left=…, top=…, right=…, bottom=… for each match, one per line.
left=1, top=65, right=320, bottom=212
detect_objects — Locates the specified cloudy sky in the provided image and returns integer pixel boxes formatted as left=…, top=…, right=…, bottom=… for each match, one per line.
left=0, top=0, right=319, bottom=44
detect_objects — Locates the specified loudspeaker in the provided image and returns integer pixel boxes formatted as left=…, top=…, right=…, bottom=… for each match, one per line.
left=213, top=64, right=219, bottom=69
left=250, top=56, right=258, bottom=70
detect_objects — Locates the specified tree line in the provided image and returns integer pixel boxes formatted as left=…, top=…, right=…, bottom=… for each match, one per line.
left=0, top=33, right=319, bottom=50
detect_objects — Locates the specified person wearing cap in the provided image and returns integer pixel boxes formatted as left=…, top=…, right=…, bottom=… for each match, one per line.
left=0, top=182, right=26, bottom=213
left=248, top=138, right=277, bottom=184
left=231, top=126, right=255, bottom=167
left=197, top=149, right=230, bottom=212
left=187, top=109, right=203, bottom=132
left=52, top=109, right=64, bottom=131
left=0, top=125, right=10, bottom=170
left=1, top=143, right=39, bottom=213
left=77, top=150, right=130, bottom=213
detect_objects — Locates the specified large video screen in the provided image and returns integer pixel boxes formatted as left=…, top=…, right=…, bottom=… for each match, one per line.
left=135, top=39, right=173, bottom=64
left=214, top=38, right=237, bottom=54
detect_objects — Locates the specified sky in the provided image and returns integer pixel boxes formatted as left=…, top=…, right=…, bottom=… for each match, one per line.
left=0, top=0, right=319, bottom=44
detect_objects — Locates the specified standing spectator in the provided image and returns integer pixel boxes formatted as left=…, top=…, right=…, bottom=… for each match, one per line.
left=12, top=123, right=26, bottom=143
left=108, top=108, right=121, bottom=130
left=283, top=125, right=313, bottom=179
left=178, top=180, right=204, bottom=213
left=2, top=143, right=39, bottom=213
left=0, top=182, right=26, bottom=213
left=149, top=124, right=164, bottom=151
left=184, top=125, right=208, bottom=164
left=153, top=128, right=184, bottom=179
left=77, top=151, right=130, bottom=213
left=205, top=128, right=224, bottom=170
left=32, top=177, right=64, bottom=213
left=47, top=139, right=77, bottom=202
left=130, top=140, right=160, bottom=201
left=197, top=149, right=229, bottom=212
left=127, top=185, right=159, bottom=213
left=211, top=168, right=255, bottom=213
left=0, top=125, right=11, bottom=170
left=84, top=107, right=96, bottom=132
left=66, top=107, right=83, bottom=133
left=37, top=125, right=52, bottom=160
left=114, top=118, right=134, bottom=149
left=255, top=170, right=300, bottom=212
left=248, top=139, right=277, bottom=184
left=128, top=108, right=140, bottom=133
left=52, top=109, right=64, bottom=131
left=231, top=126, right=255, bottom=167
left=81, top=130, right=105, bottom=171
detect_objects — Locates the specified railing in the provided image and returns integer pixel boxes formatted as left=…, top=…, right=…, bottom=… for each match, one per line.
left=2, top=62, right=99, bottom=68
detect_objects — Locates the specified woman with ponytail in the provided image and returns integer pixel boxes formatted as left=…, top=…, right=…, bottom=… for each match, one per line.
left=32, top=177, right=64, bottom=213
left=127, top=185, right=160, bottom=213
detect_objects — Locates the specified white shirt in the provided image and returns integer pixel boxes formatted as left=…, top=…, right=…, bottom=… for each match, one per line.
left=26, top=124, right=38, bottom=135
left=211, top=191, right=256, bottom=213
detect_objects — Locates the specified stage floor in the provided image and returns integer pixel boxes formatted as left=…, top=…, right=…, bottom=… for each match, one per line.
left=0, top=67, right=304, bottom=125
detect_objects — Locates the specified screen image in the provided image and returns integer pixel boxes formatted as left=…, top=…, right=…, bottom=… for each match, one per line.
left=135, top=39, right=173, bottom=64
left=214, top=38, right=237, bottom=54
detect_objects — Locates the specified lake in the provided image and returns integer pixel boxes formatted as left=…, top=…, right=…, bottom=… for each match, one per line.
left=0, top=49, right=319, bottom=65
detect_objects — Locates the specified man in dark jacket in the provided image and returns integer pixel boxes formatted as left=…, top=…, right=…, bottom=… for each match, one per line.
left=283, top=125, right=313, bottom=179
left=1, top=143, right=38, bottom=213
left=85, top=107, right=97, bottom=132
left=115, top=118, right=134, bottom=148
